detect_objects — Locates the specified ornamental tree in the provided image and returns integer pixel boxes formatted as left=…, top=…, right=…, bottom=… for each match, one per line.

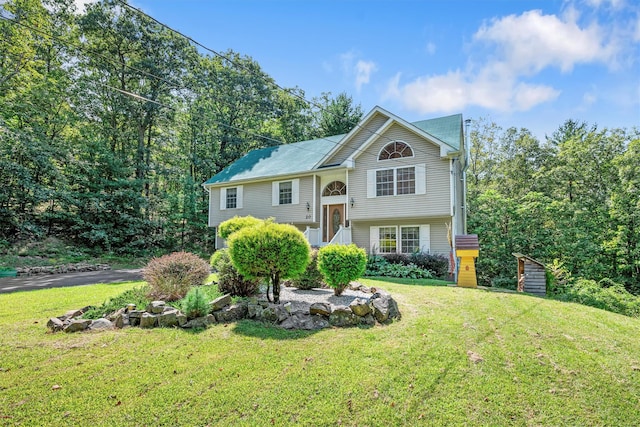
left=218, top=215, right=265, bottom=240
left=317, top=244, right=367, bottom=295
left=227, top=222, right=310, bottom=303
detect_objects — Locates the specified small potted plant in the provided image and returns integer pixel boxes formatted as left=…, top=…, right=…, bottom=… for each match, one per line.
left=0, top=266, right=18, bottom=277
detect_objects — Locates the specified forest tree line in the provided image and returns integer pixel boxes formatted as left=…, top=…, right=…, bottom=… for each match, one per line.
left=1, top=0, right=638, bottom=293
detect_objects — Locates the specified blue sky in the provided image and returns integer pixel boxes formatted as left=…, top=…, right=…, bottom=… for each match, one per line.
left=79, top=0, right=639, bottom=140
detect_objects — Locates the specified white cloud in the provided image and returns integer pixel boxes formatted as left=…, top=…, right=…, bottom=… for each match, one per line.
left=338, top=51, right=377, bottom=91
left=74, top=0, right=96, bottom=13
left=355, top=60, right=377, bottom=91
left=385, top=8, right=618, bottom=114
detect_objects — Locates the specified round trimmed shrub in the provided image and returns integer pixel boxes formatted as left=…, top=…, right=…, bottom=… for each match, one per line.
left=318, top=244, right=367, bottom=296
left=228, top=222, right=310, bottom=303
left=218, top=215, right=264, bottom=240
left=211, top=248, right=260, bottom=297
left=143, top=251, right=211, bottom=301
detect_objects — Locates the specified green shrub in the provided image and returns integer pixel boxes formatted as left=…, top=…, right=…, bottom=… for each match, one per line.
left=143, top=251, right=211, bottom=301
left=181, top=287, right=210, bottom=319
left=557, top=278, right=640, bottom=318
left=378, top=262, right=433, bottom=279
left=318, top=244, right=367, bottom=295
left=410, top=252, right=449, bottom=278
left=83, top=286, right=150, bottom=319
left=218, top=216, right=264, bottom=240
left=382, top=253, right=409, bottom=266
left=212, top=248, right=260, bottom=297
left=228, top=222, right=310, bottom=303
left=491, top=276, right=518, bottom=290
left=364, top=254, right=389, bottom=276
left=290, top=248, right=324, bottom=290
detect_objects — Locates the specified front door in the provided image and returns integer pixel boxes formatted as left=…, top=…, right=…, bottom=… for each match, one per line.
left=324, top=204, right=345, bottom=242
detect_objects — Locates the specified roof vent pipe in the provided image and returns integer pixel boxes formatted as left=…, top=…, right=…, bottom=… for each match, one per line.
left=463, top=118, right=472, bottom=173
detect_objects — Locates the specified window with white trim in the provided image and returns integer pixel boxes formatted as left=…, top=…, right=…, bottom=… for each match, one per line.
left=370, top=225, right=430, bottom=254
left=272, top=179, right=300, bottom=206
left=220, top=186, right=243, bottom=210
left=367, top=164, right=426, bottom=198
left=379, top=141, right=414, bottom=160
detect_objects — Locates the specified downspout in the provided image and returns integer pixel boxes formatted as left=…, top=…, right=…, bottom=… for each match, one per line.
left=462, top=118, right=471, bottom=234
left=201, top=183, right=217, bottom=250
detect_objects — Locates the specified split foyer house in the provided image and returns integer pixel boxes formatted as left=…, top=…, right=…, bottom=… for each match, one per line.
left=203, top=106, right=468, bottom=261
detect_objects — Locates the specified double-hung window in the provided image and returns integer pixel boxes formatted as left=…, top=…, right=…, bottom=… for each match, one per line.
left=370, top=225, right=430, bottom=254
left=370, top=165, right=424, bottom=197
left=272, top=179, right=300, bottom=206
left=220, top=186, right=243, bottom=210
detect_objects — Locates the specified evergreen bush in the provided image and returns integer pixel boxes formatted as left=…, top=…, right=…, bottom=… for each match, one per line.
left=143, top=251, right=211, bottom=301
left=181, top=287, right=210, bottom=319
left=211, top=248, right=260, bottom=297
left=317, top=244, right=367, bottom=295
left=290, top=248, right=324, bottom=290
left=218, top=216, right=264, bottom=240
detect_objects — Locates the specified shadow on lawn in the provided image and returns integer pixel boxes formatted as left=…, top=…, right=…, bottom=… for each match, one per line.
left=231, top=319, right=321, bottom=340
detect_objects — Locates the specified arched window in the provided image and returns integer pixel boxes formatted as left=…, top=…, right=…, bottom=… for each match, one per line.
left=378, top=141, right=414, bottom=160
left=322, top=181, right=347, bottom=196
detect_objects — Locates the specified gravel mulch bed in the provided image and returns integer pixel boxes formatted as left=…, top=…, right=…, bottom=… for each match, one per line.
left=263, top=285, right=373, bottom=312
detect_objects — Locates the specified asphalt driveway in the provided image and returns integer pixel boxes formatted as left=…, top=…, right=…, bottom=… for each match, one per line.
left=0, top=269, right=143, bottom=294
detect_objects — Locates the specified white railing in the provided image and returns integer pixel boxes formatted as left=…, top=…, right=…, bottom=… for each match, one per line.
left=304, top=226, right=352, bottom=246
left=328, top=225, right=352, bottom=245
left=304, top=227, right=322, bottom=247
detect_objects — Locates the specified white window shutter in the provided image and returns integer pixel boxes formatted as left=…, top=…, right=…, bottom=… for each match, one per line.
left=292, top=179, right=299, bottom=205
left=369, top=226, right=379, bottom=253
left=220, top=188, right=227, bottom=210
left=272, top=182, right=279, bottom=206
left=367, top=170, right=376, bottom=198
left=236, top=185, right=243, bottom=209
left=415, top=164, right=426, bottom=195
left=419, top=225, right=431, bottom=253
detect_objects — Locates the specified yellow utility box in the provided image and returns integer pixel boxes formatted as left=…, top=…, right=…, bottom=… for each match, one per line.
left=455, top=235, right=479, bottom=288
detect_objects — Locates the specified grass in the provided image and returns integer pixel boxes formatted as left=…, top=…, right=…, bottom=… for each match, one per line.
left=1, top=278, right=639, bottom=426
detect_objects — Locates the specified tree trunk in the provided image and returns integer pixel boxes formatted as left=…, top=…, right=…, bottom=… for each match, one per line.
left=272, top=272, right=280, bottom=304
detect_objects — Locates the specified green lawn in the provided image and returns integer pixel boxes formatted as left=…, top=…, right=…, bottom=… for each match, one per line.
left=1, top=279, right=639, bottom=426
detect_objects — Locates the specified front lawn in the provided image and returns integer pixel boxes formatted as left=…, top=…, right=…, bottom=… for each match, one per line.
left=1, top=278, right=639, bottom=426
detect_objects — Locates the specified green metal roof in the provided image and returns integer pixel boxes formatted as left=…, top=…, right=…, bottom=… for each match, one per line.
left=204, top=112, right=463, bottom=186
left=411, top=113, right=463, bottom=151
left=204, top=134, right=343, bottom=185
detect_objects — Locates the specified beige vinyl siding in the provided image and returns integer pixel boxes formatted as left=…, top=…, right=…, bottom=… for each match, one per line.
left=208, top=176, right=318, bottom=227
left=323, top=112, right=390, bottom=166
left=351, top=217, right=452, bottom=255
left=348, top=123, right=451, bottom=221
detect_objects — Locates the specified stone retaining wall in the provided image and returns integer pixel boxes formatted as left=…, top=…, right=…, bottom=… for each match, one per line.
left=17, top=263, right=111, bottom=276
left=47, top=288, right=401, bottom=333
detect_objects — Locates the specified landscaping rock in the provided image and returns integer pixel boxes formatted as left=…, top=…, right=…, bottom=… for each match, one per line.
left=139, top=312, right=157, bottom=328
left=47, top=317, right=64, bottom=332
left=329, top=306, right=358, bottom=327
left=113, top=313, right=124, bottom=329
left=157, top=309, right=179, bottom=327
left=64, top=308, right=85, bottom=319
left=128, top=310, right=143, bottom=327
left=358, top=314, right=376, bottom=326
left=176, top=313, right=188, bottom=327
left=64, top=319, right=91, bottom=333
left=349, top=298, right=372, bottom=317
left=182, top=314, right=215, bottom=329
left=146, top=301, right=166, bottom=314
left=280, top=313, right=329, bottom=330
left=309, top=302, right=331, bottom=317
left=370, top=292, right=400, bottom=323
left=210, top=294, right=232, bottom=312
left=247, top=303, right=264, bottom=319
left=214, top=303, right=248, bottom=322
left=89, top=318, right=113, bottom=330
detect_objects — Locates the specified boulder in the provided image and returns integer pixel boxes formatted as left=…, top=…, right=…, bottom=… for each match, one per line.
left=349, top=298, right=372, bottom=317
left=329, top=306, right=358, bottom=327
left=139, top=312, right=158, bottom=328
left=157, top=309, right=180, bottom=327
left=209, top=294, right=232, bottom=312
left=358, top=314, right=376, bottom=326
left=127, top=310, right=143, bottom=327
left=89, top=318, right=113, bottom=330
left=182, top=314, right=215, bottom=329
left=247, top=303, right=264, bottom=319
left=47, top=317, right=64, bottom=332
left=176, top=313, right=188, bottom=327
left=113, top=313, right=124, bottom=329
left=64, top=308, right=84, bottom=319
left=214, top=303, right=248, bottom=322
left=309, top=302, right=331, bottom=317
left=280, top=313, right=329, bottom=330
left=370, top=292, right=401, bottom=323
left=146, top=301, right=166, bottom=314
left=108, top=308, right=126, bottom=322
left=63, top=319, right=91, bottom=333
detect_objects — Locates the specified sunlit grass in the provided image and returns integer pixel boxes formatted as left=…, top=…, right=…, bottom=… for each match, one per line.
left=1, top=279, right=639, bottom=426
